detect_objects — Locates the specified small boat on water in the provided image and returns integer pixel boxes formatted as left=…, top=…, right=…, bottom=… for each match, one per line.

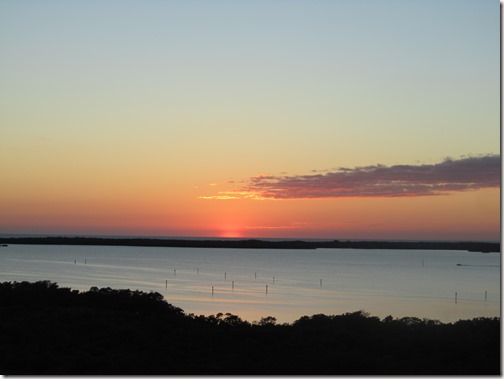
left=1, top=244, right=7, bottom=247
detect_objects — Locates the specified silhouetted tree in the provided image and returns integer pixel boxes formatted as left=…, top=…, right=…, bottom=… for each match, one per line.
left=0, top=281, right=499, bottom=375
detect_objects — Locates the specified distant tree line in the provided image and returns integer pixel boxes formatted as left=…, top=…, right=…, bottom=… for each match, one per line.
left=0, top=236, right=499, bottom=252
left=0, top=281, right=499, bottom=375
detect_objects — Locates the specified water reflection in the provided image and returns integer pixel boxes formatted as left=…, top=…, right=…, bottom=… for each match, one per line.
left=0, top=244, right=499, bottom=323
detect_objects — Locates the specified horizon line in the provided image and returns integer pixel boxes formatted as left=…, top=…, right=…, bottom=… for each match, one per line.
left=0, top=233, right=499, bottom=244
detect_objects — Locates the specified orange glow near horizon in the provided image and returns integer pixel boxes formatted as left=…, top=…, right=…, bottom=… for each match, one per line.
left=218, top=228, right=245, bottom=238
left=1, top=188, right=498, bottom=241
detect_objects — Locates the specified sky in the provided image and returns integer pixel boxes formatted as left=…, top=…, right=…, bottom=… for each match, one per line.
left=0, top=0, right=500, bottom=241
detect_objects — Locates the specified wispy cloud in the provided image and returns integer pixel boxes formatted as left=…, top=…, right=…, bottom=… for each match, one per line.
left=244, top=221, right=310, bottom=230
left=199, top=155, right=500, bottom=200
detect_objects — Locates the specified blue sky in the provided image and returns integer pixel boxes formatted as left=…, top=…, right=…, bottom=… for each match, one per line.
left=0, top=0, right=500, bottom=239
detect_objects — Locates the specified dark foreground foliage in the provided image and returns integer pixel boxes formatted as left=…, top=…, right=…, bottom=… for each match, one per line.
left=0, top=281, right=500, bottom=375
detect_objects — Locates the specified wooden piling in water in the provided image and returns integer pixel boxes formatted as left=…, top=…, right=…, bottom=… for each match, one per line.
left=197, top=268, right=199, bottom=275
left=320, top=279, right=322, bottom=287
left=174, top=269, right=176, bottom=276
left=273, top=276, right=275, bottom=284
left=224, top=272, right=226, bottom=279
left=212, top=286, right=214, bottom=296
left=255, top=272, right=257, bottom=279
left=455, top=292, right=458, bottom=304
left=485, top=291, right=487, bottom=301
left=232, top=281, right=234, bottom=290
left=266, top=285, right=268, bottom=294
left=165, top=280, right=167, bottom=288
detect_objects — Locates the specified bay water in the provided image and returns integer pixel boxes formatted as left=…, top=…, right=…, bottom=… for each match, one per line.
left=0, top=244, right=499, bottom=323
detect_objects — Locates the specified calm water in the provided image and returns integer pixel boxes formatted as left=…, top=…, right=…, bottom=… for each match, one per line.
left=0, top=244, right=500, bottom=323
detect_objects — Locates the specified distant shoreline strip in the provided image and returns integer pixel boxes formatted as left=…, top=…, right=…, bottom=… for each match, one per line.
left=0, top=237, right=499, bottom=253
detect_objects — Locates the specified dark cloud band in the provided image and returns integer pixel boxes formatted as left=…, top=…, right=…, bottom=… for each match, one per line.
left=240, top=155, right=500, bottom=199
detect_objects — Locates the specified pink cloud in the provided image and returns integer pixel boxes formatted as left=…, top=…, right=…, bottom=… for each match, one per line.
left=214, top=155, right=500, bottom=200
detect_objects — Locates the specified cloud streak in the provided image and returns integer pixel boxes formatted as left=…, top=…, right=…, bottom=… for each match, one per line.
left=200, top=155, right=500, bottom=200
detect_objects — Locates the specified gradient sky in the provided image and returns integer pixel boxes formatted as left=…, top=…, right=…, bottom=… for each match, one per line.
left=0, top=0, right=500, bottom=240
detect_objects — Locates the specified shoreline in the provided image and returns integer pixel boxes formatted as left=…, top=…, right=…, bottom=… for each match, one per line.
left=0, top=236, right=499, bottom=252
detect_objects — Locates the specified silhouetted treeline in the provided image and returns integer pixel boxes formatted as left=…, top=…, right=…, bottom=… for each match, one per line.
left=0, top=281, right=499, bottom=375
left=0, top=236, right=499, bottom=252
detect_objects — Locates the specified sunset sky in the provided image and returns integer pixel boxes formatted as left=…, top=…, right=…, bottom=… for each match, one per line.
left=0, top=0, right=500, bottom=241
